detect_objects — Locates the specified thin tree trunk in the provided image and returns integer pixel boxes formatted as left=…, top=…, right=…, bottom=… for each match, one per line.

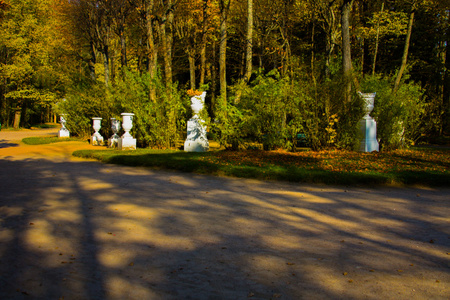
left=244, top=0, right=253, bottom=82
left=13, top=106, right=21, bottom=129
left=89, top=41, right=96, bottom=80
left=103, top=45, right=110, bottom=85
left=443, top=11, right=450, bottom=134
left=219, top=0, right=229, bottom=102
left=311, top=10, right=315, bottom=82
left=146, top=0, right=157, bottom=102
left=160, top=0, right=174, bottom=85
left=120, top=29, right=127, bottom=68
left=372, top=1, right=384, bottom=75
left=199, top=0, right=208, bottom=87
left=110, top=49, right=116, bottom=83
left=211, top=40, right=217, bottom=111
left=188, top=47, right=196, bottom=90
left=393, top=5, right=415, bottom=93
left=341, top=0, right=353, bottom=102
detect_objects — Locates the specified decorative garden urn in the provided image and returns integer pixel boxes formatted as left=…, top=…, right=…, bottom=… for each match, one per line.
left=121, top=113, right=134, bottom=138
left=358, top=92, right=376, bottom=119
left=118, top=113, right=136, bottom=150
left=357, top=92, right=379, bottom=152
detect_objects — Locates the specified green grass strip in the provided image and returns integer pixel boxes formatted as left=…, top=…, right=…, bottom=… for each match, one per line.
left=23, top=136, right=82, bottom=145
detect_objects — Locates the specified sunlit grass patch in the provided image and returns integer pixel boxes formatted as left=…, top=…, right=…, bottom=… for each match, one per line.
left=22, top=136, right=83, bottom=145
left=72, top=147, right=450, bottom=187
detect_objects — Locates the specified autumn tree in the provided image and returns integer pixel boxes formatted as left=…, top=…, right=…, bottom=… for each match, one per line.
left=0, top=0, right=68, bottom=128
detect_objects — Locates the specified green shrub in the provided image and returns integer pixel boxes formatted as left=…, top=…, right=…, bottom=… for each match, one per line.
left=57, top=70, right=187, bottom=149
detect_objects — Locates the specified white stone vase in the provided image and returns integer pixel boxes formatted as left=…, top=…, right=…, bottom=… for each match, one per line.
left=118, top=113, right=136, bottom=150
left=121, top=113, right=134, bottom=138
left=358, top=92, right=376, bottom=119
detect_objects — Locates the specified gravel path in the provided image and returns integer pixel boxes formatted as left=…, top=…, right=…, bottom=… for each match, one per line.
left=0, top=129, right=449, bottom=299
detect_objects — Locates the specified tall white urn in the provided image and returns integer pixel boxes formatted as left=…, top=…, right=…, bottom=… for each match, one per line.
left=358, top=92, right=379, bottom=152
left=118, top=113, right=136, bottom=150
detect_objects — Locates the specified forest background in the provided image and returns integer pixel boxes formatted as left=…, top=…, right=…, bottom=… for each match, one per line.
left=1, top=0, right=449, bottom=151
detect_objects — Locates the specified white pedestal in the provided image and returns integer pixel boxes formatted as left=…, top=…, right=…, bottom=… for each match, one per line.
left=359, top=118, right=379, bottom=152
left=184, top=118, right=209, bottom=152
left=58, top=129, right=70, bottom=138
left=118, top=137, right=136, bottom=150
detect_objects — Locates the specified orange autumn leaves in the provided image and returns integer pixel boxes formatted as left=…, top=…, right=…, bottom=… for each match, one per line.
left=198, top=148, right=450, bottom=174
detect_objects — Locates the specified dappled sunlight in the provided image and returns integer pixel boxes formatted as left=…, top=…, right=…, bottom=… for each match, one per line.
left=290, top=207, right=361, bottom=231
left=105, top=275, right=161, bottom=299
left=78, top=177, right=116, bottom=191
left=1, top=154, right=449, bottom=299
left=0, top=206, right=23, bottom=217
left=98, top=249, right=135, bottom=268
left=272, top=190, right=336, bottom=203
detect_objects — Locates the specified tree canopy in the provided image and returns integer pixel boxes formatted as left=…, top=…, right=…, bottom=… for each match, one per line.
left=0, top=0, right=448, bottom=148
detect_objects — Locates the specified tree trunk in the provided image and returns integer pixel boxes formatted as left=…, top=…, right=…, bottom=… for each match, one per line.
left=13, top=106, right=21, bottom=129
left=219, top=0, right=229, bottom=102
left=341, top=0, right=354, bottom=102
left=188, top=47, right=196, bottom=90
left=110, top=49, right=116, bottom=83
left=393, top=5, right=415, bottom=93
left=372, top=1, right=384, bottom=75
left=443, top=11, right=450, bottom=134
left=146, top=0, right=157, bottom=102
left=89, top=41, right=96, bottom=80
left=199, top=0, right=208, bottom=87
left=120, top=29, right=127, bottom=68
left=211, top=39, right=217, bottom=112
left=103, top=45, right=110, bottom=85
left=245, top=0, right=253, bottom=82
left=160, top=0, right=174, bottom=86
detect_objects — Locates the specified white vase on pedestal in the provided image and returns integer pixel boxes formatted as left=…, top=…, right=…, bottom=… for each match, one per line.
left=358, top=92, right=379, bottom=152
left=118, top=113, right=136, bottom=150
left=108, top=118, right=121, bottom=148
left=184, top=91, right=209, bottom=152
left=58, top=114, right=70, bottom=138
left=91, top=117, right=104, bottom=146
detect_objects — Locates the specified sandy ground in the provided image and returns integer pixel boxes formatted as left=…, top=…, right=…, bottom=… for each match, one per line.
left=0, top=129, right=449, bottom=300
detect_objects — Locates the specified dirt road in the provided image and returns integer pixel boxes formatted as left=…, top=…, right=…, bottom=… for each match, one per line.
left=0, top=129, right=449, bottom=299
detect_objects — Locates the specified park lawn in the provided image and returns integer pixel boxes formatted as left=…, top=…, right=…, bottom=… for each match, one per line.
left=72, top=147, right=450, bottom=187
left=23, top=136, right=83, bottom=145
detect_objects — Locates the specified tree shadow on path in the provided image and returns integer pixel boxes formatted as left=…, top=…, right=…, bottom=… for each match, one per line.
left=0, top=156, right=448, bottom=299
